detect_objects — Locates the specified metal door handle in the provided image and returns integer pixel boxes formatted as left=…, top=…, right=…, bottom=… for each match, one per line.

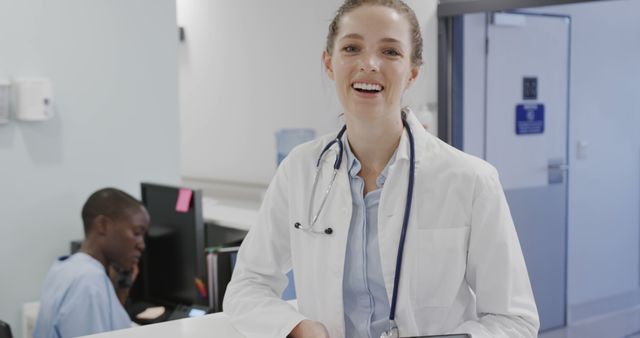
left=548, top=163, right=569, bottom=171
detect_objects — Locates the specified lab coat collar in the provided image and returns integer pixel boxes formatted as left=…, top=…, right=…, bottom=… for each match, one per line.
left=343, top=135, right=397, bottom=189
left=396, top=108, right=432, bottom=166
left=318, top=108, right=430, bottom=168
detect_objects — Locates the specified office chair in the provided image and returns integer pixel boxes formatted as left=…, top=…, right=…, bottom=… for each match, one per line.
left=0, top=319, right=12, bottom=338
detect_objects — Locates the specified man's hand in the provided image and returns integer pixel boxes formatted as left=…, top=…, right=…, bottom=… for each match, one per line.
left=108, top=264, right=139, bottom=289
left=108, top=264, right=139, bottom=306
left=288, top=320, right=330, bottom=338
left=130, top=263, right=140, bottom=282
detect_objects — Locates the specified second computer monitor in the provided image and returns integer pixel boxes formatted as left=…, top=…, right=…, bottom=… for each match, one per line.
left=139, top=182, right=207, bottom=307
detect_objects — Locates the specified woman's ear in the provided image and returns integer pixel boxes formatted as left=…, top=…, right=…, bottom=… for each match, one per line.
left=323, top=51, right=335, bottom=80
left=406, top=66, right=420, bottom=89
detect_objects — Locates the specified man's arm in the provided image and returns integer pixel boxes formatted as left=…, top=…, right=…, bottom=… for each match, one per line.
left=56, top=277, right=115, bottom=337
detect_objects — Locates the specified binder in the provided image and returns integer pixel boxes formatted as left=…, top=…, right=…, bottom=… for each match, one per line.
left=206, top=246, right=240, bottom=312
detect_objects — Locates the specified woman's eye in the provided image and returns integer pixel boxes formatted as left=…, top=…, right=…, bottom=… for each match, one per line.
left=342, top=45, right=359, bottom=53
left=383, top=48, right=401, bottom=57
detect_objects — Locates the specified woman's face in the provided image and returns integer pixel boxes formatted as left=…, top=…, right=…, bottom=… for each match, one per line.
left=324, top=5, right=419, bottom=121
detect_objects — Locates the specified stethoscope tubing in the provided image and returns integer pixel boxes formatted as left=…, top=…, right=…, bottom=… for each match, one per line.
left=389, top=118, right=415, bottom=323
left=316, top=125, right=347, bottom=169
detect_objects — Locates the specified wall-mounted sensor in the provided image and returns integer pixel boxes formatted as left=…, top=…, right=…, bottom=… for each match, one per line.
left=14, top=78, right=54, bottom=121
left=0, top=80, right=10, bottom=124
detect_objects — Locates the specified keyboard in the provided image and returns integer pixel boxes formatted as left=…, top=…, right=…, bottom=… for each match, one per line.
left=167, top=304, right=191, bottom=321
left=167, top=304, right=210, bottom=321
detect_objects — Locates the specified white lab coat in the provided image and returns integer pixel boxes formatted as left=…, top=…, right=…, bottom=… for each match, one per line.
left=223, top=111, right=539, bottom=338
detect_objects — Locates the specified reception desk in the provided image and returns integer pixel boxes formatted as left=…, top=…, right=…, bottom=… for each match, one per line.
left=81, top=312, right=244, bottom=338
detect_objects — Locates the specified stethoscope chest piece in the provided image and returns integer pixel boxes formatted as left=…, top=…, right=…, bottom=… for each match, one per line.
left=293, top=222, right=333, bottom=235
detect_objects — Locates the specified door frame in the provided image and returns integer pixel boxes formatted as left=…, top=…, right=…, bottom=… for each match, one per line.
left=439, top=6, right=574, bottom=331
left=436, top=0, right=609, bottom=144
left=438, top=0, right=607, bottom=17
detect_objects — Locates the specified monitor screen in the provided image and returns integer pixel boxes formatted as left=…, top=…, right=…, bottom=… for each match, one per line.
left=136, top=183, right=207, bottom=307
left=188, top=308, right=206, bottom=317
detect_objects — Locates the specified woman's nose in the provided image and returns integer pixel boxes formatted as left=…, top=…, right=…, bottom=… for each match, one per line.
left=359, top=53, right=380, bottom=72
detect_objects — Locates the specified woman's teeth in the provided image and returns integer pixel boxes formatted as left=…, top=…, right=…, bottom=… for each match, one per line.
left=352, top=82, right=383, bottom=93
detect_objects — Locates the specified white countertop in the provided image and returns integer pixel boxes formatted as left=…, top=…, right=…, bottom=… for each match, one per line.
left=81, top=312, right=244, bottom=338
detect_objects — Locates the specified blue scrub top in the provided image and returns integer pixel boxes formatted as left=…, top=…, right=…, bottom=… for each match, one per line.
left=33, top=252, right=132, bottom=338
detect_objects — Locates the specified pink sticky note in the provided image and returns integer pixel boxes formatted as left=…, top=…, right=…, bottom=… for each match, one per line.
left=175, top=188, right=193, bottom=213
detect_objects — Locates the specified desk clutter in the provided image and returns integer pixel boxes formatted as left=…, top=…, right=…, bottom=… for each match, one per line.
left=127, top=302, right=210, bottom=325
left=135, top=306, right=165, bottom=321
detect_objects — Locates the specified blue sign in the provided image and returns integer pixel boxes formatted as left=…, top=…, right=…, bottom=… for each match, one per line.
left=516, top=104, right=544, bottom=135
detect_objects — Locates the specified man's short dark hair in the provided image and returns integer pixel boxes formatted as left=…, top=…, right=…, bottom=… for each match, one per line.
left=81, top=188, right=143, bottom=234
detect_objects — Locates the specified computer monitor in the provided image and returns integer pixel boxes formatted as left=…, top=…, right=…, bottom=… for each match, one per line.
left=135, top=182, right=207, bottom=308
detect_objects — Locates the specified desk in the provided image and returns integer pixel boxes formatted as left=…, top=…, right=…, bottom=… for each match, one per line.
left=81, top=299, right=297, bottom=338
left=80, top=312, right=244, bottom=338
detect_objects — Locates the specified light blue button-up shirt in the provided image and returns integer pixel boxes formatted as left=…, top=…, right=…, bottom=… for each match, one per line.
left=343, top=139, right=397, bottom=338
left=33, top=252, right=132, bottom=338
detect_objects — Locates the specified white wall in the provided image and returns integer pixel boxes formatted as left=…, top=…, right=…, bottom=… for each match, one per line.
left=462, top=0, right=640, bottom=322
left=0, top=1, right=180, bottom=336
left=178, top=0, right=438, bottom=185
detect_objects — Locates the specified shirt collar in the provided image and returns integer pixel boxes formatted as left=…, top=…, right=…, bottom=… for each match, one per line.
left=343, top=134, right=398, bottom=188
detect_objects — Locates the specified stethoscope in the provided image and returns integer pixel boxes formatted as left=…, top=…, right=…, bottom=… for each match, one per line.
left=294, top=115, right=416, bottom=338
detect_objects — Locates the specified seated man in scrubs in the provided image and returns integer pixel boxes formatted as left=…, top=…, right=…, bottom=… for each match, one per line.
left=34, top=187, right=150, bottom=338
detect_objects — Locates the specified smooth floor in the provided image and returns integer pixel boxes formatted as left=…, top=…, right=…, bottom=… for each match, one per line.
left=539, top=306, right=640, bottom=338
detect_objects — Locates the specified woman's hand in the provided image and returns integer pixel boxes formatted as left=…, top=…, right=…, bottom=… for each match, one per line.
left=288, top=320, right=330, bottom=338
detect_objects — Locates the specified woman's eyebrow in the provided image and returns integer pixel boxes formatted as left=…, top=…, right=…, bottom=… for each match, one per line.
left=380, top=37, right=402, bottom=44
left=339, top=33, right=364, bottom=41
left=340, top=34, right=403, bottom=45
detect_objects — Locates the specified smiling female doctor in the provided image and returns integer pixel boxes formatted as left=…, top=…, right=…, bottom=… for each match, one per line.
left=223, top=1, right=539, bottom=337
